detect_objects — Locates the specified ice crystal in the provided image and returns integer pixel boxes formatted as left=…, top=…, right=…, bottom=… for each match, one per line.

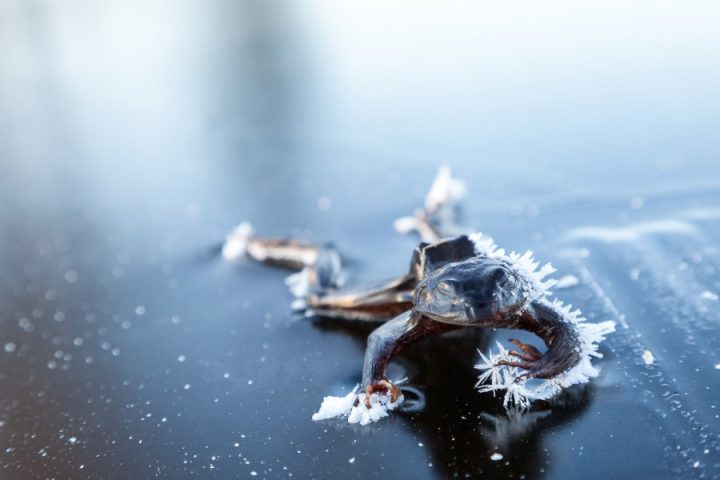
left=312, top=386, right=404, bottom=426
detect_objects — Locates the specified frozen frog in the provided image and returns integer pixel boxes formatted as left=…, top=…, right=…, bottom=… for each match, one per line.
left=223, top=226, right=615, bottom=425
left=223, top=166, right=614, bottom=424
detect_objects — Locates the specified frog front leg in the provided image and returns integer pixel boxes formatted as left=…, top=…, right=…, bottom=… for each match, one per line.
left=359, top=311, right=458, bottom=406
left=476, top=299, right=616, bottom=406
left=312, top=311, right=458, bottom=425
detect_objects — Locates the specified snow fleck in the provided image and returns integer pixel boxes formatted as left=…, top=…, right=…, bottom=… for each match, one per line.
left=186, top=201, right=202, bottom=217
left=135, top=305, right=146, bottom=316
left=4, top=342, right=16, bottom=353
left=183, top=384, right=191, bottom=390
left=317, top=196, right=332, bottom=211
left=699, top=291, right=719, bottom=301
left=555, top=274, right=579, bottom=289
left=693, top=461, right=700, bottom=468
left=68, top=436, right=78, bottom=444
left=223, top=373, right=230, bottom=379
left=348, top=457, right=356, bottom=464
left=247, top=380, right=253, bottom=385
left=642, top=350, right=655, bottom=365
left=714, top=363, right=720, bottom=370
left=73, top=337, right=84, bottom=346
left=177, top=355, right=186, bottom=362
left=490, top=452, right=504, bottom=461
left=161, top=417, right=167, bottom=422
left=629, top=268, right=640, bottom=281
left=234, top=443, right=240, bottom=448
left=64, top=270, right=79, bottom=283
left=250, top=471, right=257, bottom=476
left=629, top=196, right=645, bottom=210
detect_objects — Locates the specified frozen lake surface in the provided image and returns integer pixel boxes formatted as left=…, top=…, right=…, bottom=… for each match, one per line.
left=1, top=1, right=720, bottom=478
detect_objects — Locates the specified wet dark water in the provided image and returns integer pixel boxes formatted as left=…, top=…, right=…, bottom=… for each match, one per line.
left=2, top=1, right=720, bottom=478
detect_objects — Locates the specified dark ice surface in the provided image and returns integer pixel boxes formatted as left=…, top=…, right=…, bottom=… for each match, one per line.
left=2, top=1, right=720, bottom=478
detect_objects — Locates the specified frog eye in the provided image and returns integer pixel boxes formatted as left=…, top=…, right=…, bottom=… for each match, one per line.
left=434, top=281, right=456, bottom=298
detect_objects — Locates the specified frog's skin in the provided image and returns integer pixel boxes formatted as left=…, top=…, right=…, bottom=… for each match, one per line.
left=230, top=230, right=614, bottom=418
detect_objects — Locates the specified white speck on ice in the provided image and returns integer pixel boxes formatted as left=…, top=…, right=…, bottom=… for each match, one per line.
left=317, top=196, right=332, bottom=210
left=177, top=355, right=186, bottom=362
left=247, top=380, right=253, bottom=385
left=642, top=350, right=655, bottom=365
left=68, top=437, right=77, bottom=444
left=629, top=268, right=640, bottom=281
left=65, top=270, right=79, bottom=283
left=223, top=373, right=230, bottom=379
left=629, top=197, right=644, bottom=209
left=250, top=471, right=257, bottom=476
left=234, top=443, right=240, bottom=447
left=490, top=452, right=503, bottom=461
left=161, top=417, right=167, bottom=422
left=555, top=274, right=579, bottom=289
left=4, top=342, right=16, bottom=353
left=699, top=291, right=719, bottom=301
left=714, top=363, right=720, bottom=370
left=183, top=384, right=191, bottom=390
left=348, top=457, right=356, bottom=464
left=135, top=306, right=146, bottom=316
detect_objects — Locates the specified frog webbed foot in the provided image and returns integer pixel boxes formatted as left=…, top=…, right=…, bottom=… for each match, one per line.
left=360, top=380, right=402, bottom=408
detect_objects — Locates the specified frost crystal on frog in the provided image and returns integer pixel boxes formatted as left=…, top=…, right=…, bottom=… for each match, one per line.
left=469, top=232, right=557, bottom=302
left=222, top=222, right=254, bottom=261
left=312, top=386, right=404, bottom=426
left=475, top=299, right=616, bottom=408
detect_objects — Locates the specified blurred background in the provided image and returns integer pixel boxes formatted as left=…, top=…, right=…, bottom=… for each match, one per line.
left=1, top=1, right=719, bottom=478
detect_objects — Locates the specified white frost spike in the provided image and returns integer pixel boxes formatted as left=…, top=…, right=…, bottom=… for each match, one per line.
left=312, top=386, right=404, bottom=425
left=469, top=233, right=557, bottom=301
left=424, top=165, right=467, bottom=214
left=284, top=268, right=313, bottom=299
left=222, top=222, right=254, bottom=261
left=475, top=299, right=616, bottom=408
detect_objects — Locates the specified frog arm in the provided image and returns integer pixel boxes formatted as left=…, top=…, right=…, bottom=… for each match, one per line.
left=476, top=299, right=616, bottom=408
left=311, top=311, right=457, bottom=425
left=361, top=310, right=458, bottom=388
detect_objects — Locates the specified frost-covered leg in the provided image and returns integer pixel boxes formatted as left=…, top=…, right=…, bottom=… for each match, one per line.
left=476, top=299, right=616, bottom=407
left=312, top=311, right=457, bottom=425
left=393, top=165, right=467, bottom=242
left=360, top=311, right=458, bottom=398
left=305, top=275, right=415, bottom=322
left=222, top=222, right=343, bottom=298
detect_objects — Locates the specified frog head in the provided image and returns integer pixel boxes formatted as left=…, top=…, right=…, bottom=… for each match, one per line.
left=414, top=257, right=525, bottom=325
